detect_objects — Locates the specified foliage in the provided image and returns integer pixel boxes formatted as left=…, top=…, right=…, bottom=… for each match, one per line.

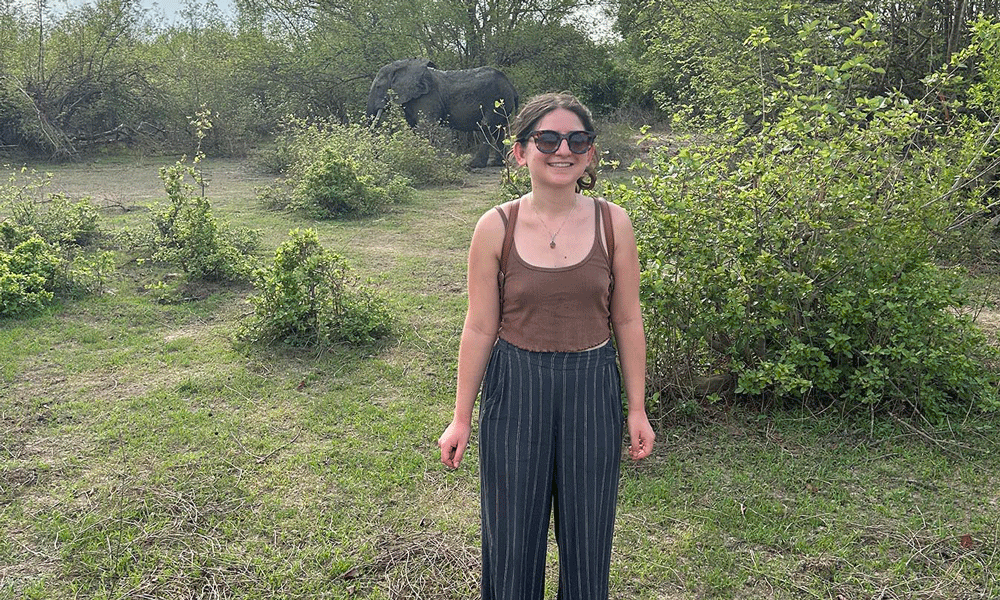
left=239, top=228, right=394, bottom=346
left=290, top=135, right=411, bottom=218
left=0, top=168, right=114, bottom=316
left=865, top=0, right=1000, bottom=98
left=612, top=0, right=825, bottom=116
left=149, top=159, right=260, bottom=282
left=0, top=223, right=58, bottom=317
left=962, top=16, right=1000, bottom=114
left=1, top=0, right=162, bottom=157
left=258, top=115, right=464, bottom=218
left=607, top=16, right=1000, bottom=420
left=612, top=0, right=1000, bottom=119
left=7, top=192, right=101, bottom=247
left=376, top=121, right=467, bottom=187
left=493, top=20, right=623, bottom=108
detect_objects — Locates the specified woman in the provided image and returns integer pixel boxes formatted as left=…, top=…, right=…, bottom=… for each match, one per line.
left=437, top=92, right=655, bottom=598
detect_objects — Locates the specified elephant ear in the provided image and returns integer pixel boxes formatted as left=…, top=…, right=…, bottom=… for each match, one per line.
left=391, top=63, right=433, bottom=104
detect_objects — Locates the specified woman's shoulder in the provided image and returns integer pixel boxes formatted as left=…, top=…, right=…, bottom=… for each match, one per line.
left=477, top=196, right=525, bottom=230
left=587, top=195, right=632, bottom=224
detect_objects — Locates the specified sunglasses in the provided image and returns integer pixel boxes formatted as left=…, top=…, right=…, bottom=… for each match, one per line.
left=523, top=130, right=596, bottom=154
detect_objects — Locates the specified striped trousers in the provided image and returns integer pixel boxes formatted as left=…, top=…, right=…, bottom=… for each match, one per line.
left=479, top=338, right=623, bottom=600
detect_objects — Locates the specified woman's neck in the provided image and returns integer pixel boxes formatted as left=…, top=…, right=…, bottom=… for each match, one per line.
left=527, top=188, right=578, bottom=215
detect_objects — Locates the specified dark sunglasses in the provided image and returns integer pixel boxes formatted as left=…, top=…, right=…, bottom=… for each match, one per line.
left=523, top=130, right=596, bottom=154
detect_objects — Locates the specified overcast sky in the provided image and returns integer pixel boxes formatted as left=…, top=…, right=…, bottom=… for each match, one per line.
left=21, top=0, right=611, bottom=40
left=17, top=0, right=235, bottom=23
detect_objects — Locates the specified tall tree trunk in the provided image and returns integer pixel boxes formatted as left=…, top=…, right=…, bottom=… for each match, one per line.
left=35, top=0, right=44, bottom=81
left=947, top=0, right=969, bottom=61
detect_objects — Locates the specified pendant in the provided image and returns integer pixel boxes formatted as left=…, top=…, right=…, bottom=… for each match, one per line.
left=550, top=240, right=556, bottom=249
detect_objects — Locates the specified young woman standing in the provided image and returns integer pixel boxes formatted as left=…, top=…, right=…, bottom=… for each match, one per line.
left=438, top=92, right=655, bottom=598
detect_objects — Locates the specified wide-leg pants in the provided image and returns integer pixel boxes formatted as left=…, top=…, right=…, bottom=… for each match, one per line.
left=479, top=338, right=623, bottom=600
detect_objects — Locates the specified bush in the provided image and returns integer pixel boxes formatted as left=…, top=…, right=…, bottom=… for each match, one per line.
left=239, top=229, right=393, bottom=347
left=497, top=164, right=531, bottom=203
left=294, top=145, right=408, bottom=217
left=376, top=122, right=467, bottom=187
left=0, top=225, right=58, bottom=317
left=148, top=161, right=260, bottom=282
left=8, top=192, right=101, bottom=247
left=0, top=169, right=115, bottom=315
left=606, top=16, right=1000, bottom=421
left=256, top=115, right=464, bottom=218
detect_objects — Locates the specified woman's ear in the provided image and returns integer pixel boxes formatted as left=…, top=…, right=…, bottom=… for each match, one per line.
left=511, top=140, right=527, bottom=167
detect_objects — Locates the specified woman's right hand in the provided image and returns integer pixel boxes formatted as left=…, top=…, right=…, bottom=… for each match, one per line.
left=438, top=420, right=472, bottom=469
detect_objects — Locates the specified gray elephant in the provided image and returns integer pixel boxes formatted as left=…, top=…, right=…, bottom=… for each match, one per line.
left=366, top=59, right=518, bottom=168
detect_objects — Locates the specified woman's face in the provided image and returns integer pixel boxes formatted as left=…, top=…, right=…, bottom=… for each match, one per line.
left=514, top=108, right=594, bottom=191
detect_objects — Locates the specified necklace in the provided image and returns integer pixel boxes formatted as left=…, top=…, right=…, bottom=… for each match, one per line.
left=530, top=195, right=577, bottom=249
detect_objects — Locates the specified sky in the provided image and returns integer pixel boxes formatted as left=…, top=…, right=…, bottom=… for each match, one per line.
left=19, top=0, right=612, bottom=40
left=16, top=0, right=235, bottom=23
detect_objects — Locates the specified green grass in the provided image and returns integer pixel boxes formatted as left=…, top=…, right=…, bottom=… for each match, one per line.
left=1, top=159, right=998, bottom=599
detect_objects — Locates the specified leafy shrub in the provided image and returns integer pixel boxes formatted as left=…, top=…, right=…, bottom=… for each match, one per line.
left=0, top=224, right=58, bottom=317
left=7, top=192, right=100, bottom=246
left=148, top=161, right=260, bottom=282
left=607, top=16, right=1000, bottom=421
left=239, top=229, right=393, bottom=347
left=0, top=169, right=115, bottom=315
left=256, top=115, right=464, bottom=218
left=377, top=123, right=467, bottom=187
left=497, top=163, right=531, bottom=203
left=293, top=145, right=408, bottom=217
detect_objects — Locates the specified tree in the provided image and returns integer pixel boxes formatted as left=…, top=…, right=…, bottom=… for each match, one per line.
left=2, top=0, right=162, bottom=157
left=612, top=0, right=857, bottom=116
left=608, top=15, right=1000, bottom=420
left=611, top=0, right=1000, bottom=117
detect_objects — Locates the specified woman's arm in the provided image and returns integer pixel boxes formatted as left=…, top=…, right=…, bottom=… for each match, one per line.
left=607, top=201, right=655, bottom=461
left=438, top=207, right=505, bottom=468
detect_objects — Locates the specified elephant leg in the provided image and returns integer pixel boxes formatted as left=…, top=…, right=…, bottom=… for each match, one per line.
left=485, top=122, right=507, bottom=167
left=469, top=142, right=490, bottom=168
left=471, top=122, right=506, bottom=167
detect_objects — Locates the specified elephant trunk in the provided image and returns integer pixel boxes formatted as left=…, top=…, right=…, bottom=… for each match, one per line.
left=366, top=91, right=387, bottom=125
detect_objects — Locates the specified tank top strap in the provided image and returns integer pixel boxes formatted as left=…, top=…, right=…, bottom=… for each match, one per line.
left=592, top=198, right=601, bottom=245
left=599, top=198, right=615, bottom=270
left=499, top=200, right=519, bottom=277
left=496, top=200, right=520, bottom=324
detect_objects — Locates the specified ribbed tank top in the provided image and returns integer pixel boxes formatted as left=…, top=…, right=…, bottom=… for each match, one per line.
left=497, top=199, right=613, bottom=352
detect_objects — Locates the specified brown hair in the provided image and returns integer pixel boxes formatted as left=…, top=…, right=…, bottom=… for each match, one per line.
left=507, top=92, right=598, bottom=191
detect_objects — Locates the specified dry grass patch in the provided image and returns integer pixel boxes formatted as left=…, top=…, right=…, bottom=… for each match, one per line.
left=365, top=528, right=480, bottom=599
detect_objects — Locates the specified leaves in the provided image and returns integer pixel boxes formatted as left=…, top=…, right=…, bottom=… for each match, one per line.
left=238, top=228, right=394, bottom=347
left=608, top=16, right=1000, bottom=419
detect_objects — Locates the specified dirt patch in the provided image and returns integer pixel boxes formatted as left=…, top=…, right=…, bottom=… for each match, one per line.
left=973, top=307, right=1000, bottom=329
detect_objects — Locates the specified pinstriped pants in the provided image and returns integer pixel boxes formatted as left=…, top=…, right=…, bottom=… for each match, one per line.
left=479, top=338, right=623, bottom=600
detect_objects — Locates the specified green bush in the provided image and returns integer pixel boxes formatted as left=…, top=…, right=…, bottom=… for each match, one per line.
left=607, top=16, right=1000, bottom=421
left=239, top=229, right=393, bottom=347
left=378, top=125, right=467, bottom=187
left=0, top=224, right=59, bottom=317
left=149, top=161, right=260, bottom=282
left=0, top=169, right=115, bottom=314
left=7, top=192, right=100, bottom=247
left=294, top=145, right=407, bottom=217
left=257, top=115, right=464, bottom=218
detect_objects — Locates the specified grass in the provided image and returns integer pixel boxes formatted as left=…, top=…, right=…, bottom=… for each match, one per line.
left=1, top=157, right=999, bottom=599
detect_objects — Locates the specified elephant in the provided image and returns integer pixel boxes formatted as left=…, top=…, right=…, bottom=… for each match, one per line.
left=366, top=59, right=518, bottom=168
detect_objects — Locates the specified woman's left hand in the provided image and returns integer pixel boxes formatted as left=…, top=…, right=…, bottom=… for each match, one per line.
left=627, top=412, right=655, bottom=461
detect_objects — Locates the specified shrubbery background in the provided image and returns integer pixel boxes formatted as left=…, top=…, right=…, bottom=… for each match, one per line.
left=606, top=16, right=1000, bottom=420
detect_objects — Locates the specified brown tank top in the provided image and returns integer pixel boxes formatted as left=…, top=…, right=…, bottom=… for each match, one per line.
left=495, top=198, right=615, bottom=352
